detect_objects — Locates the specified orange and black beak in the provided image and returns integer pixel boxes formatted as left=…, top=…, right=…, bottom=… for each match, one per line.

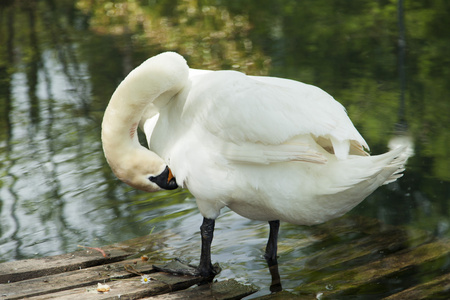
left=149, top=166, right=178, bottom=190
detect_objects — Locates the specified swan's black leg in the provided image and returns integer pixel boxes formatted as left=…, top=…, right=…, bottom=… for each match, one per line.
left=198, top=217, right=216, bottom=278
left=264, top=220, right=280, bottom=265
left=264, top=220, right=282, bottom=292
left=153, top=217, right=219, bottom=281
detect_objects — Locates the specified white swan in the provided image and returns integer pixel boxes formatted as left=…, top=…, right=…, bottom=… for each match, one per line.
left=101, top=52, right=409, bottom=278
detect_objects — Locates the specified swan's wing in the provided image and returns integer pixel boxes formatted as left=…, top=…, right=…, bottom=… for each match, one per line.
left=187, top=70, right=368, bottom=164
left=221, top=140, right=328, bottom=165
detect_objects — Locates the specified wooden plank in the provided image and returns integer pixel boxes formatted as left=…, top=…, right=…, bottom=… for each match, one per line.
left=0, top=234, right=164, bottom=284
left=142, top=279, right=258, bottom=299
left=0, top=258, right=155, bottom=299
left=25, top=273, right=205, bottom=299
left=0, top=232, right=258, bottom=300
left=253, top=290, right=311, bottom=299
left=297, top=239, right=450, bottom=298
left=383, top=272, right=450, bottom=299
left=0, top=248, right=130, bottom=284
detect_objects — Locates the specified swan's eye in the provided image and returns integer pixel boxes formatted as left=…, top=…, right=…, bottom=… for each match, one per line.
left=149, top=166, right=178, bottom=190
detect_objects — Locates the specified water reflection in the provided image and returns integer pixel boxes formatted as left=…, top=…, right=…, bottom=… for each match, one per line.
left=0, top=0, right=449, bottom=298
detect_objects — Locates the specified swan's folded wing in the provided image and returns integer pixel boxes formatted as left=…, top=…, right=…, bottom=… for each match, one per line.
left=221, top=141, right=327, bottom=165
left=187, top=70, right=368, bottom=160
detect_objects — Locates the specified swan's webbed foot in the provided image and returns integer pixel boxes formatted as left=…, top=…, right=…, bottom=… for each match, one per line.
left=153, top=258, right=221, bottom=279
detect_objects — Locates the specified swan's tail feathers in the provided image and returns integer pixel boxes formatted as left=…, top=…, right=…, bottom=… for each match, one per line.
left=311, top=141, right=412, bottom=223
left=312, top=145, right=410, bottom=222
left=380, top=146, right=408, bottom=185
left=383, top=134, right=414, bottom=185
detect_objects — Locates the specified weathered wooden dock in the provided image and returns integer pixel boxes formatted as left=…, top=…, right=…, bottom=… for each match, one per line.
left=1, top=216, right=449, bottom=299
left=0, top=234, right=257, bottom=300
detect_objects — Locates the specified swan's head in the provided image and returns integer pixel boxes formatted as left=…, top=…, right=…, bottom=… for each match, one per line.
left=107, top=147, right=178, bottom=192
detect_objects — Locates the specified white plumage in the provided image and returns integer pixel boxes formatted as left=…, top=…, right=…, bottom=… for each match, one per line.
left=102, top=51, right=409, bottom=277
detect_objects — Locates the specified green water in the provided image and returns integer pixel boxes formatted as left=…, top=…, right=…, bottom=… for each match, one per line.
left=0, top=0, right=449, bottom=298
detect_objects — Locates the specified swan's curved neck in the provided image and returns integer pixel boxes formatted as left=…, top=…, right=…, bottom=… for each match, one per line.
left=101, top=52, right=189, bottom=183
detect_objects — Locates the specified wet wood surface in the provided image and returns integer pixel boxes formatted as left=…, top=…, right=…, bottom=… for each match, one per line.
left=1, top=216, right=449, bottom=299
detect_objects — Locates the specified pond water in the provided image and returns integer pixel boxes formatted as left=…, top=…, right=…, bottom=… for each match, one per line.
left=0, top=0, right=449, bottom=298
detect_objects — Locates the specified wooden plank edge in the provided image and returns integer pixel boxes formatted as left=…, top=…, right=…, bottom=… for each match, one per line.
left=383, top=272, right=450, bottom=299
left=0, top=250, right=131, bottom=284
left=0, top=258, right=157, bottom=299
left=24, top=272, right=205, bottom=300
left=0, top=234, right=165, bottom=284
left=142, top=279, right=258, bottom=300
